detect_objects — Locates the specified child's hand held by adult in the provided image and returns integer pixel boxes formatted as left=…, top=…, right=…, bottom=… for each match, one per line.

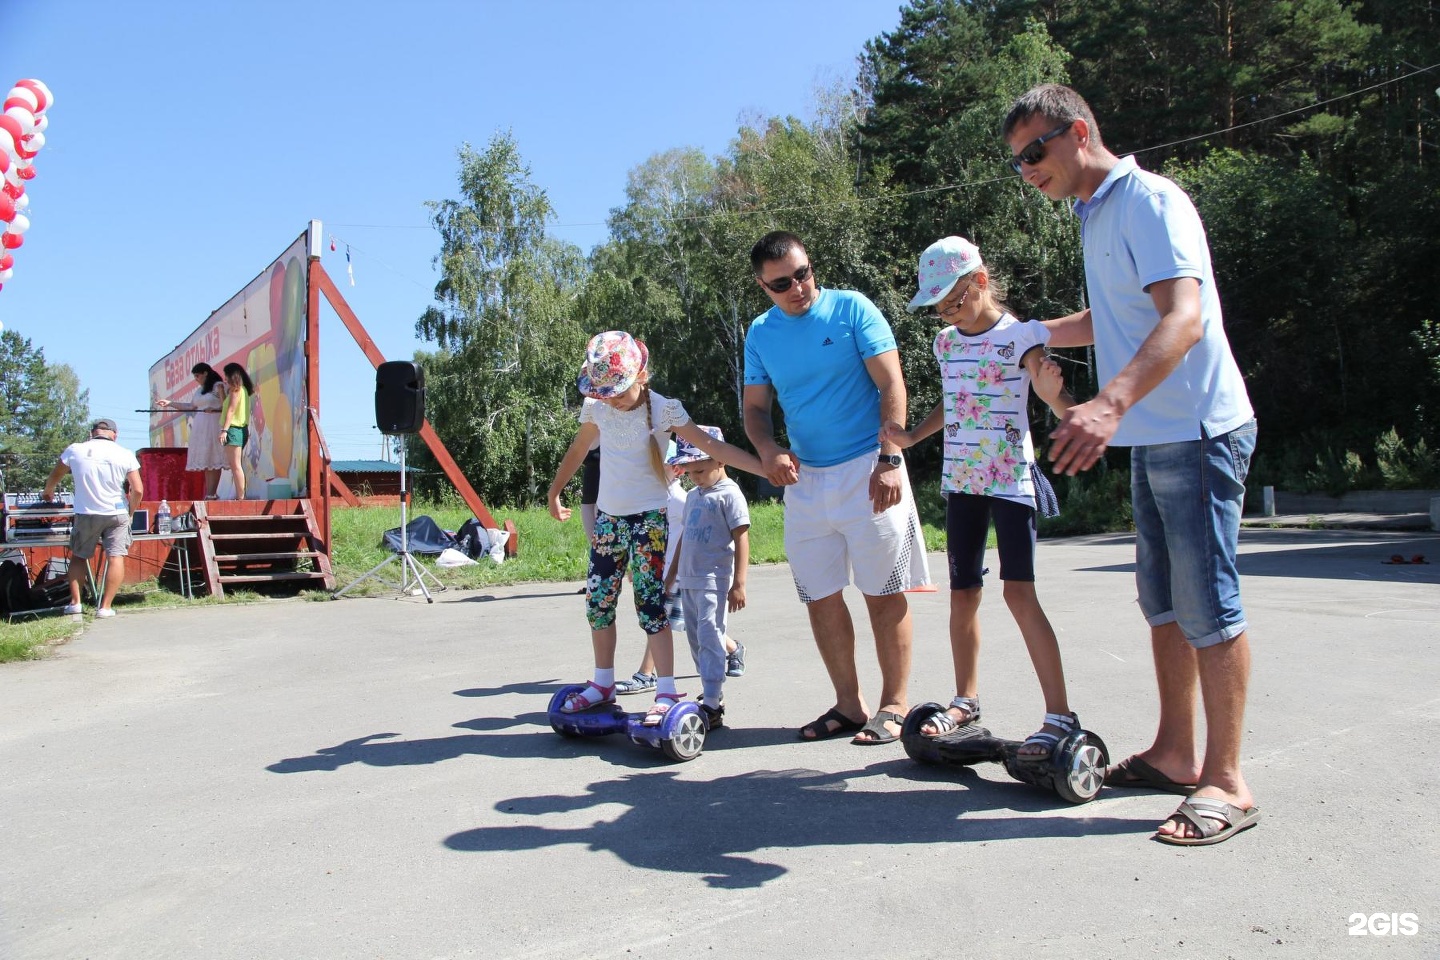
left=879, top=419, right=914, bottom=448
left=760, top=449, right=800, bottom=486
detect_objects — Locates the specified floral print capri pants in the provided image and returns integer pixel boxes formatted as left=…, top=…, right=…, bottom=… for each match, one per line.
left=586, top=508, right=669, bottom=634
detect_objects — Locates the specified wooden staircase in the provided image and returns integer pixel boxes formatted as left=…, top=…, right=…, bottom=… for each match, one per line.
left=193, top=500, right=334, bottom=598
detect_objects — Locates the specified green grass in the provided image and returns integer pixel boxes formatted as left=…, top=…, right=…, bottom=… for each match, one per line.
left=0, top=492, right=960, bottom=662
left=0, top=574, right=250, bottom=662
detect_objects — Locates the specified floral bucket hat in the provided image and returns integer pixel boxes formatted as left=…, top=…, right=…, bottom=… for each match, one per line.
left=907, top=236, right=983, bottom=312
left=666, top=426, right=724, bottom=465
left=577, top=330, right=649, bottom=399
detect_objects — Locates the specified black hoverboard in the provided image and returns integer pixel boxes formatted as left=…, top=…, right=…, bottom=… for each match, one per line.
left=901, top=703, right=1109, bottom=804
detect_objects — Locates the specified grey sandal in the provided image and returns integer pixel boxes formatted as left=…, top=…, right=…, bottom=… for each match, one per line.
left=923, top=696, right=980, bottom=737
left=614, top=672, right=657, bottom=696
left=1018, top=711, right=1079, bottom=759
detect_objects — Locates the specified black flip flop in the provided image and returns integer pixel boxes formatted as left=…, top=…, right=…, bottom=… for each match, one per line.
left=798, top=707, right=866, bottom=741
left=851, top=709, right=905, bottom=745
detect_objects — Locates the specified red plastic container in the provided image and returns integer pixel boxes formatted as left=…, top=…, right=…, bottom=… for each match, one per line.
left=137, top=448, right=205, bottom=501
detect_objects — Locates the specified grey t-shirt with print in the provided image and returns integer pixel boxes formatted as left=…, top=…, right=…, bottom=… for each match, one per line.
left=673, top=477, right=750, bottom=591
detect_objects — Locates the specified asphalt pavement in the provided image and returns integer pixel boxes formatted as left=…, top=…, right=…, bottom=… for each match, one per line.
left=2, top=526, right=1437, bottom=960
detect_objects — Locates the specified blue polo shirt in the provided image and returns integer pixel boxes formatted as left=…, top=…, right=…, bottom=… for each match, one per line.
left=743, top=287, right=897, bottom=467
left=1075, top=156, right=1253, bottom=446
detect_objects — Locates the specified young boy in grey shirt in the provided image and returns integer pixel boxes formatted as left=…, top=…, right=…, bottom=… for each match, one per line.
left=664, top=426, right=751, bottom=729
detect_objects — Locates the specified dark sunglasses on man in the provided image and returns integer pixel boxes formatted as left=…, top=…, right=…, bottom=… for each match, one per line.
left=759, top=263, right=813, bottom=294
left=1008, top=121, right=1074, bottom=174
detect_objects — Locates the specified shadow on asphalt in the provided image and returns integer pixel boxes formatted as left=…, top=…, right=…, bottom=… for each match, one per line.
left=454, top=681, right=564, bottom=698
left=264, top=708, right=801, bottom=776
left=1073, top=528, right=1439, bottom=584
left=461, top=590, right=585, bottom=603
left=442, top=766, right=1155, bottom=888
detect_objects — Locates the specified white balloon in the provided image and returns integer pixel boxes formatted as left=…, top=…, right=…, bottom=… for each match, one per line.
left=22, top=132, right=44, bottom=153
left=5, top=87, right=38, bottom=112
left=14, top=193, right=27, bottom=211
left=8, top=213, right=28, bottom=235
left=4, top=107, right=35, bottom=134
left=27, top=80, right=53, bottom=110
left=34, top=115, right=48, bottom=133
left=0, top=129, right=13, bottom=157
left=0, top=268, right=12, bottom=282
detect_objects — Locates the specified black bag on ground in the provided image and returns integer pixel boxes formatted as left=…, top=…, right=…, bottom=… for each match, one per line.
left=455, top=518, right=488, bottom=559
left=30, top=557, right=72, bottom=608
left=381, top=515, right=457, bottom=556
left=0, top=559, right=35, bottom=615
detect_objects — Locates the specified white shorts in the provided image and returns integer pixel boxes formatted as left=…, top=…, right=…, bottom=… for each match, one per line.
left=783, top=451, right=931, bottom=602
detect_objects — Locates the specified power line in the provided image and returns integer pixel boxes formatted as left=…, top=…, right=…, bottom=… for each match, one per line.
left=329, top=61, right=1439, bottom=236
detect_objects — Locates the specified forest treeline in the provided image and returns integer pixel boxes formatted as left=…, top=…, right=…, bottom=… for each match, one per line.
left=404, top=0, right=1440, bottom=513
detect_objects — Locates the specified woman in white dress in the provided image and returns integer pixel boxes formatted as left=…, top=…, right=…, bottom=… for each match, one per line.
left=156, top=362, right=228, bottom=498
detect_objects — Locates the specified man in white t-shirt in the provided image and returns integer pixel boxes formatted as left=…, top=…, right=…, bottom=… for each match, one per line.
left=42, top=418, right=143, bottom=618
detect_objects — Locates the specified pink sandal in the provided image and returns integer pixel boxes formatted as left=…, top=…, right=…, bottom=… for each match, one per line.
left=559, top=682, right=615, bottom=714
left=642, top=692, right=685, bottom=726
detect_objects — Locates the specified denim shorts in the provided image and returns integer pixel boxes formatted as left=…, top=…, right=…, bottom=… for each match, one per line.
left=1131, top=419, right=1256, bottom=649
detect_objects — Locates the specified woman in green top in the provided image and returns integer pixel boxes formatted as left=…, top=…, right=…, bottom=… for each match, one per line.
left=220, top=362, right=255, bottom=499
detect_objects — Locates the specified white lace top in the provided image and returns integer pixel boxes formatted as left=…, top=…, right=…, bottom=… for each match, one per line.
left=579, top=391, right=690, bottom=516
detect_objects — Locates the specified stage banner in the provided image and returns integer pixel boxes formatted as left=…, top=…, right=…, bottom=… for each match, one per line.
left=148, top=230, right=310, bottom=497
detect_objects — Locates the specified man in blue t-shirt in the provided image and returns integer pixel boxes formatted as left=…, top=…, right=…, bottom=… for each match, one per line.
left=1003, top=85, right=1259, bottom=846
left=742, top=231, right=931, bottom=746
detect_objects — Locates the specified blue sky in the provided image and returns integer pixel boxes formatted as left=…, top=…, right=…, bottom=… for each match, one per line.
left=0, top=0, right=905, bottom=465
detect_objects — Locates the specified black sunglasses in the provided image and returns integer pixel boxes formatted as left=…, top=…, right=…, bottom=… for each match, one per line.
left=1008, top=122, right=1074, bottom=173
left=759, top=263, right=813, bottom=293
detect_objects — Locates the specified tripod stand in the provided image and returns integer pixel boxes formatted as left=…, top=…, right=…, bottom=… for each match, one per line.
left=333, top=439, right=445, bottom=602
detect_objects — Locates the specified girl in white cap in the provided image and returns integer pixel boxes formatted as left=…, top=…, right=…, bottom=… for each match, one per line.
left=882, top=237, right=1080, bottom=759
left=547, top=331, right=763, bottom=726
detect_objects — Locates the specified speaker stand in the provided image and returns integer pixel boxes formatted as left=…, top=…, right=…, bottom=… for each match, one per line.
left=332, top=440, right=446, bottom=602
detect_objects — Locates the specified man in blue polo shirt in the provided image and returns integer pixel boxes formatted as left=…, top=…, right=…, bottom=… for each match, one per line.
left=1003, top=85, right=1259, bottom=845
left=743, top=231, right=931, bottom=746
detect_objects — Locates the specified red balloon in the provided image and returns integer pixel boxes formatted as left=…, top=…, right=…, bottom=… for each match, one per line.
left=0, top=151, right=8, bottom=174
left=0, top=115, right=21, bottom=145
left=0, top=254, right=11, bottom=270
left=15, top=80, right=48, bottom=113
left=1, top=233, right=21, bottom=249
left=17, top=165, right=34, bottom=180
left=0, top=194, right=13, bottom=222
left=1, top=183, right=19, bottom=199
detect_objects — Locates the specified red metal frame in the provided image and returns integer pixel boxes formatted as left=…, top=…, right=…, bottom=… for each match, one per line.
left=304, top=259, right=514, bottom=552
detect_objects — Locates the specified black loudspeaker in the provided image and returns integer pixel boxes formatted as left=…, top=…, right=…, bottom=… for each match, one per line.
left=375, top=361, right=425, bottom=434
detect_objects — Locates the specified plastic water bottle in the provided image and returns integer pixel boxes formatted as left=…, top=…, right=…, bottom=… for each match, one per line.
left=157, top=499, right=172, bottom=535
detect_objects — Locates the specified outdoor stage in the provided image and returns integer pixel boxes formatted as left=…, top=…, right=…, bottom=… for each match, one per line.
left=6, top=497, right=330, bottom=600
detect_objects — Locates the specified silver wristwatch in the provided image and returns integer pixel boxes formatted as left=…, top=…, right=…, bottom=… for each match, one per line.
left=877, top=453, right=903, bottom=467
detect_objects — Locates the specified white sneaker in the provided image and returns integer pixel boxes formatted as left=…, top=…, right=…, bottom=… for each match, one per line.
left=95, top=608, right=116, bottom=619
left=63, top=604, right=82, bottom=615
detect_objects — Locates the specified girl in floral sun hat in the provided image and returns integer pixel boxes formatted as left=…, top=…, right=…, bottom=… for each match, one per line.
left=547, top=331, right=764, bottom=727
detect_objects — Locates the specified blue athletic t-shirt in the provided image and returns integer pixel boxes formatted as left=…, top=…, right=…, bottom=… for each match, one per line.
left=743, top=287, right=898, bottom=467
